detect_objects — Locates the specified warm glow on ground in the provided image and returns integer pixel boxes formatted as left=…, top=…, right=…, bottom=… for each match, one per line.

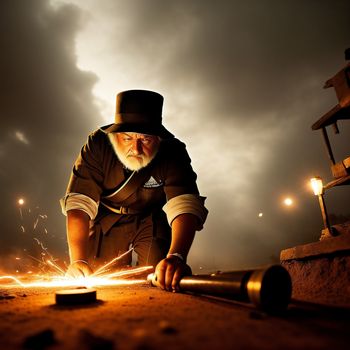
left=0, top=265, right=153, bottom=289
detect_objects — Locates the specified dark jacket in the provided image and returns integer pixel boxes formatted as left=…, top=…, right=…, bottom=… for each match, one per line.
left=65, top=129, right=200, bottom=233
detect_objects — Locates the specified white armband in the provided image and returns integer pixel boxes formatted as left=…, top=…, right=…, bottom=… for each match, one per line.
left=162, top=194, right=208, bottom=230
left=60, top=193, right=99, bottom=220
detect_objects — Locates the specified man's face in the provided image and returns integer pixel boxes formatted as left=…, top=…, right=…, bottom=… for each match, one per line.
left=113, top=132, right=160, bottom=171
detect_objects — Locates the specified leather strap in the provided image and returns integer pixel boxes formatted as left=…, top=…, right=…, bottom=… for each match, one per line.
left=101, top=165, right=153, bottom=204
left=100, top=202, right=140, bottom=215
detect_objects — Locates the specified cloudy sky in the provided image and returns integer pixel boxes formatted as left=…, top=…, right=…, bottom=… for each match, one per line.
left=1, top=0, right=349, bottom=272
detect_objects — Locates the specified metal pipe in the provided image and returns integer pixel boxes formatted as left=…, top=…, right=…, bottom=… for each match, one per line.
left=148, top=265, right=292, bottom=313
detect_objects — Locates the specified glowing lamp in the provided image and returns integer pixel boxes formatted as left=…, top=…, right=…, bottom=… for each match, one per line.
left=310, top=176, right=333, bottom=240
left=310, top=177, right=323, bottom=196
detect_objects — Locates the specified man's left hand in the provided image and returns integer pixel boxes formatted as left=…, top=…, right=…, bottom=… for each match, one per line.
left=155, top=256, right=192, bottom=292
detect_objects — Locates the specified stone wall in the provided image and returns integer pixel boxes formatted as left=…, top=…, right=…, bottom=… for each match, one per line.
left=281, top=253, right=350, bottom=307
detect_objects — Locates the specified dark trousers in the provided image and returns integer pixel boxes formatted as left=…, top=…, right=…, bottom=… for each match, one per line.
left=88, top=211, right=171, bottom=270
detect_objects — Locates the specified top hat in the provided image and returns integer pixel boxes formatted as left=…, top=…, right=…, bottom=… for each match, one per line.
left=100, top=89, right=173, bottom=139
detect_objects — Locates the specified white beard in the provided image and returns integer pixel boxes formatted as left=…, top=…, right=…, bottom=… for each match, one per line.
left=107, top=133, right=159, bottom=171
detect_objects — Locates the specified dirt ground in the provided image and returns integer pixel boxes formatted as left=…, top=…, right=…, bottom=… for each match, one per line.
left=1, top=281, right=349, bottom=350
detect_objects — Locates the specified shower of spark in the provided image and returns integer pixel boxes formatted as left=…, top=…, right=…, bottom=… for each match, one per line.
left=14, top=199, right=57, bottom=270
left=6, top=200, right=152, bottom=290
left=0, top=266, right=154, bottom=289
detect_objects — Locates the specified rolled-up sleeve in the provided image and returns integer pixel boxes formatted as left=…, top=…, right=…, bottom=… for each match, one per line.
left=163, top=194, right=208, bottom=230
left=161, top=139, right=208, bottom=230
left=60, top=193, right=99, bottom=220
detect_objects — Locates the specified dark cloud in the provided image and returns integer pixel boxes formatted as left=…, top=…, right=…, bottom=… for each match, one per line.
left=105, top=0, right=349, bottom=118
left=0, top=0, right=101, bottom=256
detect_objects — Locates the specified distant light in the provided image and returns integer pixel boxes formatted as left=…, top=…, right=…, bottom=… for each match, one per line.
left=310, top=176, right=323, bottom=196
left=284, top=198, right=293, bottom=206
left=18, top=198, right=25, bottom=206
left=258, top=212, right=263, bottom=217
left=15, top=130, right=29, bottom=145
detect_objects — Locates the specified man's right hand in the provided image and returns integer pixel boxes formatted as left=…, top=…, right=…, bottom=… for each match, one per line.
left=65, top=261, right=93, bottom=278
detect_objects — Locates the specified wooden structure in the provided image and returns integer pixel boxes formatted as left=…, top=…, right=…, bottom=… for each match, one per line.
left=280, top=51, right=350, bottom=307
left=312, top=49, right=350, bottom=189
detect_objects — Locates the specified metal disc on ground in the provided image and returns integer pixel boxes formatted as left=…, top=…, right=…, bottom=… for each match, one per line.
left=55, top=288, right=97, bottom=305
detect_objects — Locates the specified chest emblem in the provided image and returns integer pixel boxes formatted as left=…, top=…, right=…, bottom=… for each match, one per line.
left=143, top=176, right=163, bottom=188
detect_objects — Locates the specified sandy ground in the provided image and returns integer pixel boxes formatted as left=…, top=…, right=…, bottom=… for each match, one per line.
left=1, top=281, right=349, bottom=350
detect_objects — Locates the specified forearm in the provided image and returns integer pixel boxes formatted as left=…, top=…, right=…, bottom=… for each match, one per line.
left=155, top=213, right=197, bottom=291
left=168, top=213, right=198, bottom=260
left=66, top=209, right=90, bottom=263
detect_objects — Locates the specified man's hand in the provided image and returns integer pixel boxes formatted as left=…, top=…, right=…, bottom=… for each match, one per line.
left=155, top=256, right=192, bottom=292
left=65, top=261, right=93, bottom=278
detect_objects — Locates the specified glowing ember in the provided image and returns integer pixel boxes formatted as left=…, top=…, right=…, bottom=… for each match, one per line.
left=18, top=198, right=25, bottom=206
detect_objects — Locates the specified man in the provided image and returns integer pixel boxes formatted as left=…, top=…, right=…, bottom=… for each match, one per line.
left=61, top=90, right=208, bottom=291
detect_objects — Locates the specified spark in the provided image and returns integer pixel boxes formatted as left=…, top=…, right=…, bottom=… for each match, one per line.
left=33, top=237, right=48, bottom=251
left=98, top=266, right=152, bottom=279
left=46, top=259, right=66, bottom=275
left=18, top=198, right=25, bottom=206
left=92, top=247, right=134, bottom=276
left=28, top=255, right=44, bottom=264
left=34, top=214, right=48, bottom=230
left=258, top=212, right=263, bottom=217
left=32, top=238, right=54, bottom=261
left=15, top=131, right=29, bottom=145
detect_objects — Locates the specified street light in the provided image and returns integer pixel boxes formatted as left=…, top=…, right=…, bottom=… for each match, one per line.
left=310, top=177, right=323, bottom=196
left=310, top=177, right=333, bottom=240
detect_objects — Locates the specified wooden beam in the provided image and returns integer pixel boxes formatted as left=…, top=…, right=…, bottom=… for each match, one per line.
left=321, top=127, right=336, bottom=165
